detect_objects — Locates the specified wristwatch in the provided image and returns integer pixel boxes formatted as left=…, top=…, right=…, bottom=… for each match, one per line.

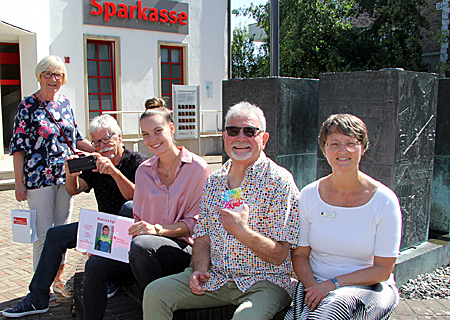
left=154, top=224, right=163, bottom=236
left=331, top=277, right=340, bottom=289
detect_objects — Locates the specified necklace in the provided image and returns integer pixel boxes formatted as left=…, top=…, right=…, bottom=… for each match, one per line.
left=160, top=152, right=180, bottom=177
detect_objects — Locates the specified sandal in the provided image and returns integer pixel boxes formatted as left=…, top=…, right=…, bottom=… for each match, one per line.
left=49, top=292, right=61, bottom=307
left=52, top=280, right=74, bottom=298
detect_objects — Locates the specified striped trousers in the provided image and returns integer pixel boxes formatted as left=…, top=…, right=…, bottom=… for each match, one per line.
left=284, top=281, right=399, bottom=320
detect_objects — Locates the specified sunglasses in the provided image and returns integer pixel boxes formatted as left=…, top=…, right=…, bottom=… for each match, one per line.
left=225, top=126, right=263, bottom=137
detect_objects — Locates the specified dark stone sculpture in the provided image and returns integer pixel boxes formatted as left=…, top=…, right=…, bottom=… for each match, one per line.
left=222, top=77, right=319, bottom=190
left=318, top=70, right=438, bottom=250
left=430, top=79, right=450, bottom=234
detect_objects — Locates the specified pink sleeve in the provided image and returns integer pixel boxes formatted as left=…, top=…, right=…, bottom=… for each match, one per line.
left=179, top=165, right=211, bottom=234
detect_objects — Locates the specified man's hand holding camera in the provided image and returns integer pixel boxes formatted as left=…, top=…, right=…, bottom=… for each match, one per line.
left=93, top=153, right=119, bottom=176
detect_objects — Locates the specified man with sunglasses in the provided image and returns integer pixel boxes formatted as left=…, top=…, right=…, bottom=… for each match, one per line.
left=2, top=114, right=147, bottom=318
left=143, top=101, right=300, bottom=320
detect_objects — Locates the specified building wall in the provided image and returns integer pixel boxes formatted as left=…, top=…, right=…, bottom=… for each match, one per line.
left=0, top=0, right=51, bottom=96
left=0, top=0, right=227, bottom=137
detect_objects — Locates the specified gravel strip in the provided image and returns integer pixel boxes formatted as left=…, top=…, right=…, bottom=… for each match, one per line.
left=398, top=264, right=450, bottom=300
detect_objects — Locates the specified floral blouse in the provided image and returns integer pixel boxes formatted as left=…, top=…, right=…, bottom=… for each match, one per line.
left=9, top=94, right=84, bottom=189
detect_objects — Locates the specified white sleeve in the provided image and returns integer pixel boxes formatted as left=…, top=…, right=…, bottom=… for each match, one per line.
left=297, top=182, right=318, bottom=247
left=374, top=186, right=402, bottom=257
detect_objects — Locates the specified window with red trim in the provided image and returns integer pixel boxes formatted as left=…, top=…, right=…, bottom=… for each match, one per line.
left=160, top=45, right=184, bottom=109
left=0, top=43, right=21, bottom=148
left=87, top=40, right=116, bottom=121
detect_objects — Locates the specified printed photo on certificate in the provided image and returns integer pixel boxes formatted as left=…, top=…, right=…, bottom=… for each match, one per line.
left=76, top=209, right=134, bottom=263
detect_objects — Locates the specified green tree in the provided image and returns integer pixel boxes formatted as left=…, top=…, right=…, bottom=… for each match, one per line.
left=233, top=0, right=429, bottom=78
left=354, top=0, right=429, bottom=71
left=231, top=25, right=262, bottom=78
left=434, top=35, right=450, bottom=76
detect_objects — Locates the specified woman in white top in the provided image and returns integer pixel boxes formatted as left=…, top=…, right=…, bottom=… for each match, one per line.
left=285, top=114, right=402, bottom=320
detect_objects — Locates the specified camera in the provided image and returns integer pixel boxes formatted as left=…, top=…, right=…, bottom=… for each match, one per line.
left=67, top=155, right=97, bottom=173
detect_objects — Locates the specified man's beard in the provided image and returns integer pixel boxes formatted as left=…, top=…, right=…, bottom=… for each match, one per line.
left=230, top=142, right=252, bottom=161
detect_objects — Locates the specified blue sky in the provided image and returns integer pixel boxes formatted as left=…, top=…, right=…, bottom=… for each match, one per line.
left=231, top=0, right=267, bottom=30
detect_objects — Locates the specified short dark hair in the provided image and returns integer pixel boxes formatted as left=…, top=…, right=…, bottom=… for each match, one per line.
left=318, top=114, right=369, bottom=152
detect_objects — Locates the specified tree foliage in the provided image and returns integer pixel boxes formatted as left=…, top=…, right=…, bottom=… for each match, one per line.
left=232, top=0, right=429, bottom=78
left=231, top=25, right=263, bottom=78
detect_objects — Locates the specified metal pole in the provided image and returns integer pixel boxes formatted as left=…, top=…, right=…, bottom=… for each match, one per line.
left=227, top=0, right=232, bottom=79
left=270, top=0, right=279, bottom=76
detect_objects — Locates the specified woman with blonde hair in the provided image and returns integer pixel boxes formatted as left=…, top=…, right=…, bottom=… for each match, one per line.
left=9, top=55, right=94, bottom=306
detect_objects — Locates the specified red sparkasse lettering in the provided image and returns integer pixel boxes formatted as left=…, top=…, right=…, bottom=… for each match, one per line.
left=137, top=1, right=149, bottom=20
left=90, top=0, right=103, bottom=15
left=90, top=0, right=188, bottom=26
left=104, top=2, right=117, bottom=22
left=129, top=4, right=137, bottom=19
left=159, top=8, right=169, bottom=23
left=148, top=8, right=158, bottom=21
left=117, top=3, right=128, bottom=18
left=178, top=11, right=188, bottom=25
left=169, top=10, right=177, bottom=24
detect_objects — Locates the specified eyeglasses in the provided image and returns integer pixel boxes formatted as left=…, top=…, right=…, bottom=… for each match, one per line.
left=326, top=141, right=361, bottom=152
left=225, top=126, right=263, bottom=137
left=91, top=133, right=115, bottom=147
left=42, top=71, right=64, bottom=80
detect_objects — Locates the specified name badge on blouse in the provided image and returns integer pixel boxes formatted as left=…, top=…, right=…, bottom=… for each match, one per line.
left=320, top=211, right=336, bottom=218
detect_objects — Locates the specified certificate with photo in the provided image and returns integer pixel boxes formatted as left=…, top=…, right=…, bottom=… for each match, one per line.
left=76, top=209, right=134, bottom=263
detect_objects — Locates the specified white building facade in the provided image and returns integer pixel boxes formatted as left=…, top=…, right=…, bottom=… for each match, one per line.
left=0, top=0, right=228, bottom=157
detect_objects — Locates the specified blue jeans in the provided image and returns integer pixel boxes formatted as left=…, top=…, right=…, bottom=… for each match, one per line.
left=83, top=235, right=192, bottom=320
left=26, top=202, right=134, bottom=307
left=27, top=222, right=78, bottom=306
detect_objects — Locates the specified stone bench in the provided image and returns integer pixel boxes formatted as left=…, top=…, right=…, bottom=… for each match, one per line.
left=73, top=264, right=288, bottom=320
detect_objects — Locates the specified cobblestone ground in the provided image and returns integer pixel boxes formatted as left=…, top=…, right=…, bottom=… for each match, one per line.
left=0, top=189, right=96, bottom=319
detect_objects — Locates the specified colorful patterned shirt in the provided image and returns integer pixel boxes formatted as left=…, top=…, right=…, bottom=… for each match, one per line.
left=9, top=95, right=84, bottom=189
left=194, top=152, right=300, bottom=296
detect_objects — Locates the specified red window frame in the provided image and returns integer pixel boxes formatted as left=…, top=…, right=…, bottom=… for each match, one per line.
left=160, top=45, right=184, bottom=109
left=0, top=43, right=20, bottom=86
left=87, top=40, right=116, bottom=119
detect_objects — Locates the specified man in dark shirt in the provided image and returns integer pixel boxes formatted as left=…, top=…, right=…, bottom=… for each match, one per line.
left=2, top=114, right=147, bottom=318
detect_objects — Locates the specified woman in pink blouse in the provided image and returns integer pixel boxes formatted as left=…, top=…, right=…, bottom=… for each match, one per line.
left=83, top=107, right=211, bottom=320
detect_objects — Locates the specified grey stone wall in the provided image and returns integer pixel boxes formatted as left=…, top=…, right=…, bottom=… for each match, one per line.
left=430, top=79, right=450, bottom=233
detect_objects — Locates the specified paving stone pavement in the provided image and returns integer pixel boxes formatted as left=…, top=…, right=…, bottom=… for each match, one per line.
left=0, top=189, right=95, bottom=319
left=0, top=156, right=449, bottom=319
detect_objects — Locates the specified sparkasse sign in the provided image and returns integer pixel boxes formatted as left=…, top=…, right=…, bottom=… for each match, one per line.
left=83, top=0, right=189, bottom=34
